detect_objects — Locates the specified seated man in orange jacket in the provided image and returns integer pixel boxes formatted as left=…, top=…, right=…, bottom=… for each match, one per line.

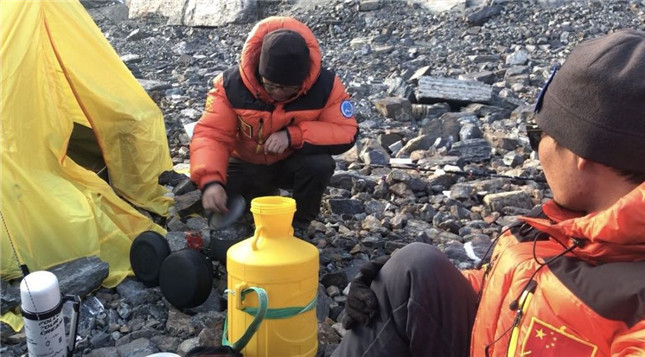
left=334, top=29, right=645, bottom=356
left=190, top=17, right=358, bottom=235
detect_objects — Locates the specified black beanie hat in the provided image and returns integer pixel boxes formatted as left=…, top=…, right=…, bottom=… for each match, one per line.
left=535, top=29, right=645, bottom=173
left=259, top=29, right=310, bottom=86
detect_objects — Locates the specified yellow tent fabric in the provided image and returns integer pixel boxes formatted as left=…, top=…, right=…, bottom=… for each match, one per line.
left=1, top=308, right=23, bottom=332
left=0, top=0, right=173, bottom=288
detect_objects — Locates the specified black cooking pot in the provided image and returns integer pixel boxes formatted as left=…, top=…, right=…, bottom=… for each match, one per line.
left=159, top=248, right=213, bottom=309
left=129, top=231, right=171, bottom=287
left=131, top=194, right=247, bottom=309
left=208, top=222, right=253, bottom=264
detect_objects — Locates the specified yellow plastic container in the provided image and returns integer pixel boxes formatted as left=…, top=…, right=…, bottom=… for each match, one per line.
left=227, top=196, right=319, bottom=357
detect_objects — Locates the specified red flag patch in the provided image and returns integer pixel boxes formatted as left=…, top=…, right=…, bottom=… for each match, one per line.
left=520, top=318, right=598, bottom=356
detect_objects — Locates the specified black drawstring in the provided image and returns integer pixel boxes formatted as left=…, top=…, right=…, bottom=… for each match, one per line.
left=476, top=226, right=512, bottom=270
left=507, top=235, right=584, bottom=310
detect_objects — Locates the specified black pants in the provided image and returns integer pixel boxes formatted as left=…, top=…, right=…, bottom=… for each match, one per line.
left=226, top=152, right=335, bottom=228
left=332, top=243, right=477, bottom=357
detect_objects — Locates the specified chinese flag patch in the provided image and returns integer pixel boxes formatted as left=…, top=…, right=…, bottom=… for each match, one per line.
left=521, top=318, right=598, bottom=356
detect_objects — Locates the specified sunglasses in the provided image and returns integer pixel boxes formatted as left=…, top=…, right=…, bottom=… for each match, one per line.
left=261, top=78, right=299, bottom=92
left=526, top=123, right=543, bottom=152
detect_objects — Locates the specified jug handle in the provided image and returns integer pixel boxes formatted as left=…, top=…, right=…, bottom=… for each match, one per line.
left=251, top=227, right=264, bottom=251
left=233, top=283, right=248, bottom=310
left=62, top=295, right=81, bottom=356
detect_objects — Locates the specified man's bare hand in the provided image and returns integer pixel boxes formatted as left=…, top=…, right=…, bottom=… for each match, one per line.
left=264, top=130, right=289, bottom=154
left=202, top=184, right=228, bottom=213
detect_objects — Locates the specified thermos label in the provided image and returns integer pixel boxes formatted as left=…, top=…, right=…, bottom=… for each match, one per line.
left=24, top=313, right=66, bottom=357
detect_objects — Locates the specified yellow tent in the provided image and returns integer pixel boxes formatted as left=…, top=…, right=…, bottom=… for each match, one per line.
left=0, top=0, right=173, bottom=288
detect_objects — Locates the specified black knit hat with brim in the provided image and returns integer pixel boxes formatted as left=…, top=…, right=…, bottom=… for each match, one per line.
left=535, top=29, right=645, bottom=173
left=259, top=29, right=310, bottom=86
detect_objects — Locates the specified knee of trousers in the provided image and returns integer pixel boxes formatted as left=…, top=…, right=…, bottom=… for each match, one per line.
left=298, top=154, right=335, bottom=178
left=380, top=242, right=450, bottom=283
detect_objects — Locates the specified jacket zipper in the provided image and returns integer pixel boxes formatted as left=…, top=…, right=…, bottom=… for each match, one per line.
left=506, top=280, right=537, bottom=356
left=255, top=118, right=264, bottom=154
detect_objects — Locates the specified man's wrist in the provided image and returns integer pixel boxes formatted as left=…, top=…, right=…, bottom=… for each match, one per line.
left=202, top=181, right=225, bottom=192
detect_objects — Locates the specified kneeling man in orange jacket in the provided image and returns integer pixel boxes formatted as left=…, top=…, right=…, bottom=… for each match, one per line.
left=190, top=17, right=358, bottom=235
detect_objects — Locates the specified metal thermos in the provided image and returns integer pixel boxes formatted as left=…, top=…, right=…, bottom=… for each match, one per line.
left=20, top=271, right=80, bottom=357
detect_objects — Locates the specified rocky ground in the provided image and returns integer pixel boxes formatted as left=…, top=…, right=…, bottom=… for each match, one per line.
left=2, top=0, right=645, bottom=356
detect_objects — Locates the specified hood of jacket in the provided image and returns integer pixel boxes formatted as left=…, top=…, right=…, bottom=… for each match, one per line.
left=520, top=182, right=645, bottom=263
left=238, top=16, right=322, bottom=103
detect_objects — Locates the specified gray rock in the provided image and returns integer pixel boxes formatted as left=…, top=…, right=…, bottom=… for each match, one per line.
left=411, top=103, right=450, bottom=120
left=189, top=310, right=225, bottom=331
left=116, top=279, right=158, bottom=306
left=503, top=151, right=524, bottom=167
left=49, top=256, right=109, bottom=298
left=1, top=280, right=20, bottom=314
left=80, top=0, right=117, bottom=9
left=329, top=172, right=357, bottom=191
left=419, top=0, right=469, bottom=12
left=137, top=79, right=172, bottom=92
left=483, top=191, right=535, bottom=212
left=373, top=97, right=413, bottom=122
left=450, top=183, right=476, bottom=200
left=448, top=138, right=493, bottom=162
left=458, top=70, right=497, bottom=85
left=320, top=271, right=349, bottom=290
left=359, top=0, right=380, bottom=11
left=417, top=76, right=494, bottom=105
left=90, top=331, right=114, bottom=349
left=385, top=77, right=416, bottom=102
left=87, top=3, right=130, bottom=23
left=116, top=337, right=157, bottom=357
left=120, top=53, right=142, bottom=64
left=174, top=190, right=202, bottom=217
left=316, top=284, right=333, bottom=322
left=466, top=5, right=504, bottom=26
left=177, top=337, right=200, bottom=355
left=126, top=28, right=151, bottom=41
left=459, top=123, right=484, bottom=141
left=85, top=347, right=120, bottom=357
left=128, top=0, right=258, bottom=26
left=506, top=49, right=529, bottom=66
left=377, top=132, right=405, bottom=152
left=443, top=241, right=469, bottom=262
left=359, top=147, right=390, bottom=166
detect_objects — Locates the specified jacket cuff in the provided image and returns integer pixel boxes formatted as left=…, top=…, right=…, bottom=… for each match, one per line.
left=287, top=126, right=303, bottom=148
left=199, top=174, right=224, bottom=190
left=202, top=180, right=225, bottom=192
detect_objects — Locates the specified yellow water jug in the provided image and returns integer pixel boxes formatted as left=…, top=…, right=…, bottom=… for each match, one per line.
left=226, top=196, right=319, bottom=357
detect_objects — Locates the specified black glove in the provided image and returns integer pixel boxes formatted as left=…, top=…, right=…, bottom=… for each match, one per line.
left=342, top=255, right=390, bottom=330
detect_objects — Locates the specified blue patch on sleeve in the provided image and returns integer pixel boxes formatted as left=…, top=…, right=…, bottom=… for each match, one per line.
left=340, top=100, right=354, bottom=118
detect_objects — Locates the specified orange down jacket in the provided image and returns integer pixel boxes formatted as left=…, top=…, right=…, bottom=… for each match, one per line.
left=189, top=17, right=358, bottom=189
left=463, top=182, right=645, bottom=356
